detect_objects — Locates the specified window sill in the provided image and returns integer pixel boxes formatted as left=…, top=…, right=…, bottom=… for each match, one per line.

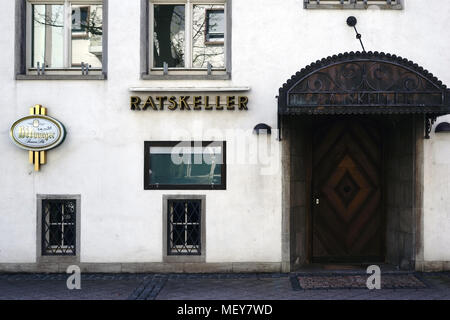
left=37, top=255, right=80, bottom=264
left=163, top=255, right=206, bottom=264
left=141, top=73, right=231, bottom=81
left=16, top=74, right=107, bottom=81
left=130, top=86, right=249, bottom=93
left=145, top=185, right=226, bottom=190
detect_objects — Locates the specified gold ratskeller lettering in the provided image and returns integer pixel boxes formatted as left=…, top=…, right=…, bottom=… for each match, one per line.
left=130, top=95, right=249, bottom=111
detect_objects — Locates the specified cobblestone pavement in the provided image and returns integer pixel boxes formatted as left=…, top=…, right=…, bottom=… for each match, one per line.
left=156, top=273, right=450, bottom=300
left=0, top=274, right=147, bottom=300
left=0, top=272, right=449, bottom=300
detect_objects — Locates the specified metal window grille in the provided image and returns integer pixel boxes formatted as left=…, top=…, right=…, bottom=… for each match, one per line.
left=167, top=199, right=202, bottom=256
left=304, top=0, right=402, bottom=9
left=42, top=199, right=76, bottom=256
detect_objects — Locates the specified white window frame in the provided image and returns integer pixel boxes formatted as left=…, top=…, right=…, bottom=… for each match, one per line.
left=25, top=0, right=103, bottom=75
left=148, top=0, right=229, bottom=77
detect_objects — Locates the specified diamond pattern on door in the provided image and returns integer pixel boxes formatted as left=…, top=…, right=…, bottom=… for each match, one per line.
left=312, top=119, right=383, bottom=262
left=335, top=172, right=360, bottom=207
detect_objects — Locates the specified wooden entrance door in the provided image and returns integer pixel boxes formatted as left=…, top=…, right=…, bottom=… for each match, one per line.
left=312, top=119, right=384, bottom=263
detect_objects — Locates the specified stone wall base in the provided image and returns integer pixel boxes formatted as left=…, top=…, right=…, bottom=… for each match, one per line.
left=416, top=261, right=450, bottom=272
left=2, top=261, right=449, bottom=273
left=0, top=262, right=283, bottom=274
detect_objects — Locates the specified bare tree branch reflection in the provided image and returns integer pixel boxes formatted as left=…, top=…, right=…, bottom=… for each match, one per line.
left=153, top=5, right=224, bottom=69
left=33, top=5, right=102, bottom=36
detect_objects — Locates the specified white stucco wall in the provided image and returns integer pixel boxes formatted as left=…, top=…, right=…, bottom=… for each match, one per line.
left=0, top=0, right=449, bottom=266
left=424, top=116, right=450, bottom=262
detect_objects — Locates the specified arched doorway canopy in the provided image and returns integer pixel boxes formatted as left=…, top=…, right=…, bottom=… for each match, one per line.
left=278, top=51, right=450, bottom=138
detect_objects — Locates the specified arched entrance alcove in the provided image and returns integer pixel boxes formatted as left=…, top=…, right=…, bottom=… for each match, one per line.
left=278, top=51, right=450, bottom=271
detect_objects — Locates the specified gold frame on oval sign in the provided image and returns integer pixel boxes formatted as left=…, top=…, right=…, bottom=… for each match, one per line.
left=9, top=105, right=66, bottom=171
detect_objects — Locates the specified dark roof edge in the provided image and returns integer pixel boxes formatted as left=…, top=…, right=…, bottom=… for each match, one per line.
left=279, top=51, right=449, bottom=94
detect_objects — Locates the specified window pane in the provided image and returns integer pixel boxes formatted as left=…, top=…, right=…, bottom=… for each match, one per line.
left=173, top=225, right=185, bottom=246
left=71, top=5, right=103, bottom=68
left=63, top=225, right=76, bottom=246
left=149, top=145, right=223, bottom=186
left=206, top=10, right=225, bottom=41
left=192, top=5, right=225, bottom=69
left=171, top=201, right=186, bottom=223
left=63, top=200, right=76, bottom=223
left=153, top=5, right=185, bottom=68
left=186, top=225, right=200, bottom=246
left=48, top=202, right=61, bottom=223
left=32, top=5, right=64, bottom=68
left=187, top=201, right=201, bottom=223
left=49, top=225, right=62, bottom=246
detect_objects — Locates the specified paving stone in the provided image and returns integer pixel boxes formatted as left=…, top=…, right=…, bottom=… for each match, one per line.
left=294, top=273, right=427, bottom=290
left=0, top=272, right=449, bottom=300
left=0, top=279, right=141, bottom=300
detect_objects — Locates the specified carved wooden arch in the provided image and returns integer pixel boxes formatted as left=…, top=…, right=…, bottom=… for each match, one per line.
left=278, top=51, right=450, bottom=138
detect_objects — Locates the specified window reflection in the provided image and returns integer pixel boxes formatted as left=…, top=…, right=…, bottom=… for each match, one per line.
left=205, top=9, right=225, bottom=43
left=32, top=5, right=64, bottom=68
left=31, top=4, right=102, bottom=69
left=71, top=5, right=103, bottom=68
left=192, top=5, right=225, bottom=69
left=153, top=5, right=185, bottom=68
left=150, top=146, right=223, bottom=185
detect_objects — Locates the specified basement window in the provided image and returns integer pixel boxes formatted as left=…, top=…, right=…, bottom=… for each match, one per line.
left=163, top=195, right=206, bottom=262
left=40, top=198, right=78, bottom=256
left=167, top=198, right=202, bottom=255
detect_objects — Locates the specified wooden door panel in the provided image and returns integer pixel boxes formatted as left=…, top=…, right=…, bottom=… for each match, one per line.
left=312, top=119, right=384, bottom=262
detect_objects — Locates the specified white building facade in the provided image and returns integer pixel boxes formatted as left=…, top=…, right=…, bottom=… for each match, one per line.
left=0, top=0, right=449, bottom=273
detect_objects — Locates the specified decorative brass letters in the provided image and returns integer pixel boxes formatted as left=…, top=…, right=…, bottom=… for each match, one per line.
left=130, top=95, right=249, bottom=111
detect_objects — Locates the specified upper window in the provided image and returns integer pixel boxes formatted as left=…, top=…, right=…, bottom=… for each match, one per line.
left=16, top=0, right=106, bottom=79
left=145, top=0, right=230, bottom=79
left=304, top=0, right=403, bottom=9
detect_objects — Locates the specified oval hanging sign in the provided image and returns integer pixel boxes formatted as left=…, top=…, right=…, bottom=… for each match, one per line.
left=10, top=115, right=66, bottom=151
